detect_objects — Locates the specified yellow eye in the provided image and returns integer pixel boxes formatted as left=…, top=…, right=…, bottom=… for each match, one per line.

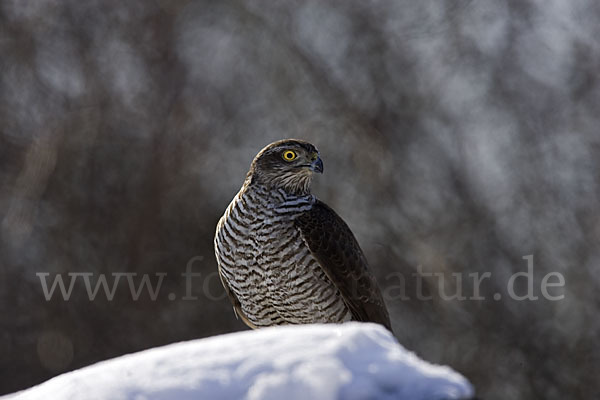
left=282, top=150, right=297, bottom=161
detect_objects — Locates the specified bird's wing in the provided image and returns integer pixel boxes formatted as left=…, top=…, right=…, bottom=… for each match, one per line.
left=294, top=200, right=392, bottom=331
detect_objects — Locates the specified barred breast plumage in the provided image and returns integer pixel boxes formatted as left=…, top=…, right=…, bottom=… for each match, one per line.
left=215, top=185, right=351, bottom=327
left=214, top=139, right=391, bottom=330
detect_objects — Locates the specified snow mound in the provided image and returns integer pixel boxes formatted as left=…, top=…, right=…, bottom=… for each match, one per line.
left=4, top=322, right=473, bottom=400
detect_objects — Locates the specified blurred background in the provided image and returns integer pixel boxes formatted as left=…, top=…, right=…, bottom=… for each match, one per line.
left=1, top=0, right=599, bottom=399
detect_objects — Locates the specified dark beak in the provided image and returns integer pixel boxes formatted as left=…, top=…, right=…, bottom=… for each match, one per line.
left=311, top=157, right=323, bottom=174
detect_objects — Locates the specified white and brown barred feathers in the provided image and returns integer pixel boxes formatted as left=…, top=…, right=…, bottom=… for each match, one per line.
left=214, top=139, right=391, bottom=330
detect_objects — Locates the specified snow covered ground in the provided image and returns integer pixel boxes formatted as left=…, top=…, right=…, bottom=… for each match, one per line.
left=4, top=323, right=473, bottom=400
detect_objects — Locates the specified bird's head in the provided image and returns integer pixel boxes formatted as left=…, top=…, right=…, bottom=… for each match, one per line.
left=247, top=139, right=323, bottom=195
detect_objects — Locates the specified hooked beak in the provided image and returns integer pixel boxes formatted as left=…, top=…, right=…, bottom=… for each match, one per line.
left=310, top=157, right=323, bottom=174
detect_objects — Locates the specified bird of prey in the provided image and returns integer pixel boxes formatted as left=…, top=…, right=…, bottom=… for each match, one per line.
left=214, top=139, right=391, bottom=331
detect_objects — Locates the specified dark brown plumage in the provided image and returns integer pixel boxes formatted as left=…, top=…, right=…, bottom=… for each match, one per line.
left=214, top=139, right=391, bottom=331
left=294, top=201, right=391, bottom=328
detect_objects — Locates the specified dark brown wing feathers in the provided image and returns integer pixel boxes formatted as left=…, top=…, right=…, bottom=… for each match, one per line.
left=295, top=200, right=392, bottom=331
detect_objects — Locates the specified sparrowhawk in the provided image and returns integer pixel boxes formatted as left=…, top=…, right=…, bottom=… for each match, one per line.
left=214, top=139, right=391, bottom=330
